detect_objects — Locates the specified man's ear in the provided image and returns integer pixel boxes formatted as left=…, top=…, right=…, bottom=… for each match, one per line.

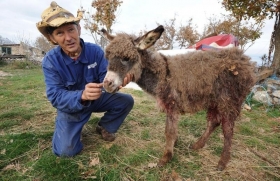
left=134, top=25, right=164, bottom=50
left=49, top=34, right=57, bottom=44
left=77, top=24, right=81, bottom=36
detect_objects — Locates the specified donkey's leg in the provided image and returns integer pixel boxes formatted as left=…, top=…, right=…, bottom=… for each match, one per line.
left=217, top=115, right=235, bottom=171
left=158, top=113, right=179, bottom=166
left=191, top=106, right=220, bottom=150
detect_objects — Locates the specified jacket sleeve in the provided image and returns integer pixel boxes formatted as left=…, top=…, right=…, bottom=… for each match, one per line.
left=42, top=56, right=86, bottom=113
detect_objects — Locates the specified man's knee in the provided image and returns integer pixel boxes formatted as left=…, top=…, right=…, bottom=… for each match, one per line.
left=52, top=142, right=82, bottom=157
left=52, top=131, right=83, bottom=157
left=123, top=94, right=134, bottom=110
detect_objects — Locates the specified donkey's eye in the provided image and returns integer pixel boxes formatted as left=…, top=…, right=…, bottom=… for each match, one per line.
left=121, top=57, right=129, bottom=65
left=123, top=57, right=129, bottom=61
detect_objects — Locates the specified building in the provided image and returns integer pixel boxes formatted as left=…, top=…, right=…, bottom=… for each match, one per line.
left=0, top=42, right=43, bottom=60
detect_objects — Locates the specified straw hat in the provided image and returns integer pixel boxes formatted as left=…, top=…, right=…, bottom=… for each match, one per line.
left=36, top=1, right=84, bottom=44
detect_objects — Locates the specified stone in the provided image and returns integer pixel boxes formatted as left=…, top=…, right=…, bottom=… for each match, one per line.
left=272, top=90, right=280, bottom=98
left=252, top=91, right=273, bottom=105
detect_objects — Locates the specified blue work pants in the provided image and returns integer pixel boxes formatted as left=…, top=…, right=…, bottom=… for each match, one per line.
left=52, top=92, right=134, bottom=156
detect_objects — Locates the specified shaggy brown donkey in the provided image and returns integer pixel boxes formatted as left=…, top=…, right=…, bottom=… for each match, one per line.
left=101, top=25, right=256, bottom=170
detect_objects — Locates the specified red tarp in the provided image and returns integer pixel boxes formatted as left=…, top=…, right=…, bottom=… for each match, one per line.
left=188, top=34, right=239, bottom=50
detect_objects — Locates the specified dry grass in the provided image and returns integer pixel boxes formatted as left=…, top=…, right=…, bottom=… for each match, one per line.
left=0, top=67, right=279, bottom=180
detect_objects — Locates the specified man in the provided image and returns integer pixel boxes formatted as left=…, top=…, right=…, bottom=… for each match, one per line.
left=36, top=1, right=134, bottom=157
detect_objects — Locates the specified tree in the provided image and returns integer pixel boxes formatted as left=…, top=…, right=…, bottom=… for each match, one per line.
left=176, top=18, right=200, bottom=49
left=222, top=0, right=280, bottom=73
left=34, top=35, right=56, bottom=54
left=155, top=17, right=177, bottom=50
left=83, top=0, right=122, bottom=48
left=0, top=35, right=6, bottom=45
left=140, top=16, right=200, bottom=50
left=15, top=32, right=34, bottom=60
left=140, top=15, right=261, bottom=52
left=0, top=35, right=14, bottom=45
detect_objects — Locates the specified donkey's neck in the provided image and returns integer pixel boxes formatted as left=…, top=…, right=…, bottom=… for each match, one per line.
left=135, top=51, right=169, bottom=95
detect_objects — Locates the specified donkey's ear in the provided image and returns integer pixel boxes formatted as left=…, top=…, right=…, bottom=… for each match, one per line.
left=134, top=25, right=164, bottom=50
left=99, top=28, right=115, bottom=41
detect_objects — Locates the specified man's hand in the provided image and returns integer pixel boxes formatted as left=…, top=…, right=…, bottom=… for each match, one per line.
left=82, top=83, right=103, bottom=101
left=120, top=73, right=134, bottom=89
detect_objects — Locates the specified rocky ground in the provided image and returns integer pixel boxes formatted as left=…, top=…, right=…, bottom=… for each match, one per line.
left=253, top=75, right=280, bottom=105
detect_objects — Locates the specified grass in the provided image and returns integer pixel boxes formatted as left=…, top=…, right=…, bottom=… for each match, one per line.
left=0, top=63, right=280, bottom=180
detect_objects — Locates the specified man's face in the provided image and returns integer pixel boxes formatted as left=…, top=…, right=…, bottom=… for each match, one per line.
left=50, top=23, right=81, bottom=53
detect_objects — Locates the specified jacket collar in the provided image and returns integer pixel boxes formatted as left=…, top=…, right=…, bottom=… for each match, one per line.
left=59, top=38, right=88, bottom=65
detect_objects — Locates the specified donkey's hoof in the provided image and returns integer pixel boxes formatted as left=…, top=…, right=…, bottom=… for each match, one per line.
left=189, top=144, right=195, bottom=150
left=190, top=144, right=200, bottom=150
left=157, top=160, right=167, bottom=167
left=217, top=163, right=226, bottom=171
left=190, top=142, right=205, bottom=150
left=174, top=138, right=179, bottom=146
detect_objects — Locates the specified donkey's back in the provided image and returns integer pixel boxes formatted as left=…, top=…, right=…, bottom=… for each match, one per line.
left=159, top=48, right=255, bottom=114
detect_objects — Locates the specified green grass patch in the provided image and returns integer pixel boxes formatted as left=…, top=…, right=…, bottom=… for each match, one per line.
left=0, top=132, right=52, bottom=169
left=0, top=119, right=19, bottom=130
left=33, top=154, right=82, bottom=181
left=267, top=106, right=280, bottom=117
left=244, top=137, right=266, bottom=149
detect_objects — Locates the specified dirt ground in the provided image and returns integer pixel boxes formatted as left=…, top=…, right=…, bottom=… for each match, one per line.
left=0, top=70, right=11, bottom=76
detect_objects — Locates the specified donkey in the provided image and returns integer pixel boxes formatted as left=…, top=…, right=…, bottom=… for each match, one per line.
left=101, top=25, right=256, bottom=170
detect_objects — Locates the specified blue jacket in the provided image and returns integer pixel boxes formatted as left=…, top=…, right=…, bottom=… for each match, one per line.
left=42, top=39, right=108, bottom=113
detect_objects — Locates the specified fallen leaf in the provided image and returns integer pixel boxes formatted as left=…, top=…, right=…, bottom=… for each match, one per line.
left=3, top=164, right=15, bottom=171
left=77, top=161, right=85, bottom=170
left=171, top=170, right=182, bottom=181
left=55, top=157, right=61, bottom=163
left=85, top=176, right=97, bottom=179
left=1, top=149, right=6, bottom=155
left=147, top=162, right=157, bottom=168
left=89, top=157, right=99, bottom=167
left=241, top=117, right=251, bottom=122
left=258, top=128, right=265, bottom=133
left=81, top=169, right=96, bottom=179
left=219, top=133, right=224, bottom=140
left=104, top=143, right=114, bottom=149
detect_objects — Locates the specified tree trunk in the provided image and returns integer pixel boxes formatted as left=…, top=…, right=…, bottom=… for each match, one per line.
left=272, top=14, right=280, bottom=75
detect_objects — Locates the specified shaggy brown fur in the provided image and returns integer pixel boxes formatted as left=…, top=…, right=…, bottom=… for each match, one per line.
left=102, top=25, right=256, bottom=170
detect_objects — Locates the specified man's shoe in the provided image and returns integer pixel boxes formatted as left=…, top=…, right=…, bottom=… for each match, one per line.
left=96, top=124, right=103, bottom=134
left=96, top=124, right=116, bottom=142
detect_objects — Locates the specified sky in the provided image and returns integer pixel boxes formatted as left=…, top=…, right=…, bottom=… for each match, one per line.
left=0, top=0, right=275, bottom=65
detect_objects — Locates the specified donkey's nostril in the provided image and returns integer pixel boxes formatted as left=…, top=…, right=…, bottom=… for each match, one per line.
left=108, top=81, right=112, bottom=86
